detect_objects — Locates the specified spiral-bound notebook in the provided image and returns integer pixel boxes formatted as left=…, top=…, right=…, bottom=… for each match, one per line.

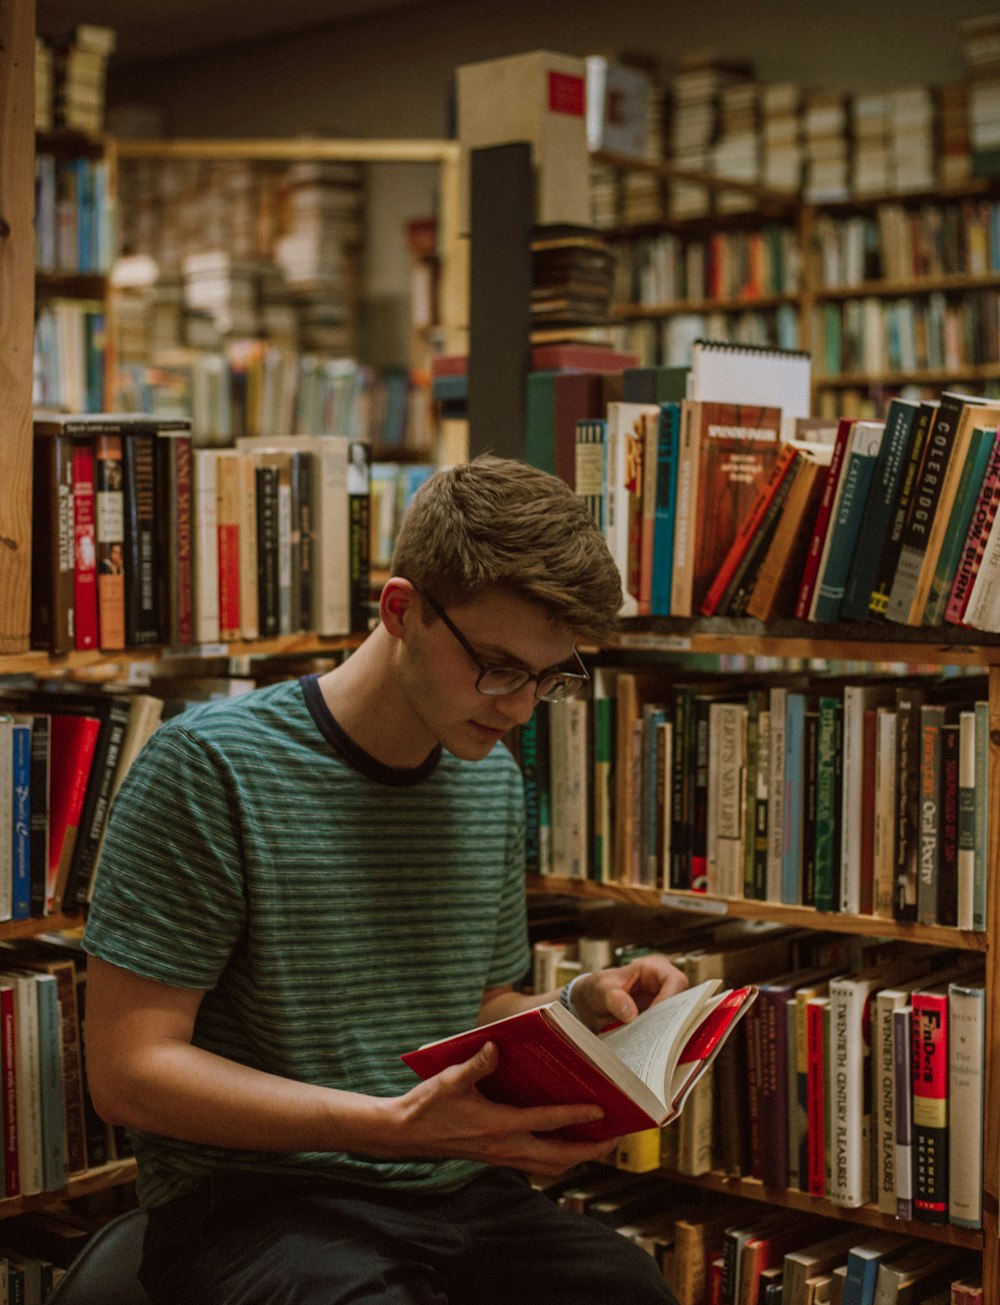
left=687, top=340, right=812, bottom=431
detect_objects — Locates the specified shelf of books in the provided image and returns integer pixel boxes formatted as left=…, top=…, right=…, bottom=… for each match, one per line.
left=512, top=360, right=1000, bottom=1300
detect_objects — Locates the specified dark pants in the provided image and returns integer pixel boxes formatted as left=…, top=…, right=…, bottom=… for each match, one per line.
left=140, top=1167, right=679, bottom=1305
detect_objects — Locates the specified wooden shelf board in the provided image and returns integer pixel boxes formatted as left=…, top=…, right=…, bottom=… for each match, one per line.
left=813, top=363, right=1000, bottom=389
left=657, top=1168, right=984, bottom=1248
left=0, top=634, right=366, bottom=677
left=527, top=877, right=987, bottom=951
left=612, top=293, right=797, bottom=319
left=607, top=616, right=1000, bottom=667
left=814, top=270, right=1000, bottom=299
left=0, top=1159, right=136, bottom=1220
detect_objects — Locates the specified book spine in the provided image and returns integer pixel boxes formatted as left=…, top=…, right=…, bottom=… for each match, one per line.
left=923, top=426, right=997, bottom=625
left=957, top=710, right=977, bottom=931
left=948, top=982, right=984, bottom=1229
left=894, top=1004, right=913, bottom=1222
left=758, top=987, right=791, bottom=1189
left=651, top=406, right=679, bottom=617
left=0, top=985, right=16, bottom=1198
left=916, top=705, right=944, bottom=926
left=828, top=978, right=872, bottom=1208
left=93, top=433, right=126, bottom=651
left=806, top=997, right=828, bottom=1197
left=794, top=419, right=852, bottom=620
left=575, top=418, right=606, bottom=532
left=30, top=436, right=75, bottom=656
left=893, top=686, right=923, bottom=923
left=10, top=725, right=30, bottom=923
left=945, top=432, right=1000, bottom=624
left=911, top=987, right=949, bottom=1224
left=122, top=431, right=160, bottom=646
left=869, top=402, right=935, bottom=618
left=27, top=718, right=49, bottom=920
left=255, top=464, right=280, bottom=639
left=937, top=719, right=960, bottom=929
left=348, top=441, right=371, bottom=633
left=874, top=993, right=903, bottom=1217
left=70, top=441, right=99, bottom=652
left=64, top=699, right=131, bottom=909
left=215, top=452, right=241, bottom=642
left=812, top=437, right=881, bottom=623
left=700, top=443, right=798, bottom=617
left=192, top=449, right=221, bottom=645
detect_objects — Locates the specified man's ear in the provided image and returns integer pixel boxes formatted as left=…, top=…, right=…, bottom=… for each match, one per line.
left=380, top=577, right=417, bottom=637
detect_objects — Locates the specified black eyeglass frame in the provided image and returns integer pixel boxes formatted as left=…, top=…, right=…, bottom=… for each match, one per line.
left=419, top=591, right=590, bottom=703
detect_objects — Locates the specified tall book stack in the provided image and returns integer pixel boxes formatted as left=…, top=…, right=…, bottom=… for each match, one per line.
left=712, top=79, right=760, bottom=213
left=802, top=92, right=851, bottom=202
left=851, top=94, right=890, bottom=196
left=760, top=82, right=803, bottom=192
left=51, top=24, right=116, bottom=136
left=182, top=251, right=262, bottom=340
left=667, top=56, right=754, bottom=218
left=889, top=85, right=937, bottom=193
left=960, top=11, right=1000, bottom=178
left=530, top=227, right=615, bottom=341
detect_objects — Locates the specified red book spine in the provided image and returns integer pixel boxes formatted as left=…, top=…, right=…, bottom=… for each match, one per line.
left=911, top=990, right=949, bottom=1223
left=806, top=999, right=827, bottom=1196
left=71, top=441, right=99, bottom=651
left=945, top=430, right=1000, bottom=625
left=794, top=418, right=853, bottom=620
left=218, top=524, right=241, bottom=640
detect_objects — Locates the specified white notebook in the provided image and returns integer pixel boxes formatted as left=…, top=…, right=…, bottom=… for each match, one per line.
left=687, top=339, right=812, bottom=435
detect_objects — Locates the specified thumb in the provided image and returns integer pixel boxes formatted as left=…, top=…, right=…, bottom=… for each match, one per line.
left=452, top=1040, right=498, bottom=1087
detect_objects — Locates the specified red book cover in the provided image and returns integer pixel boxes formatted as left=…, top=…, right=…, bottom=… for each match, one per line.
left=794, top=418, right=855, bottom=620
left=945, top=430, right=1000, bottom=625
left=216, top=452, right=241, bottom=641
left=806, top=996, right=828, bottom=1196
left=94, top=433, right=126, bottom=651
left=910, top=986, right=949, bottom=1224
left=402, top=981, right=756, bottom=1143
left=0, top=982, right=17, bottom=1197
left=71, top=442, right=99, bottom=651
left=46, top=714, right=100, bottom=913
left=700, top=442, right=800, bottom=616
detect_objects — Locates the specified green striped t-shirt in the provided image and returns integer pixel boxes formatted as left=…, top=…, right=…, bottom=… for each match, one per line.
left=84, top=674, right=530, bottom=1207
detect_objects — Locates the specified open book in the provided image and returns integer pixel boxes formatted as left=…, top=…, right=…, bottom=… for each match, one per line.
left=402, top=978, right=757, bottom=1142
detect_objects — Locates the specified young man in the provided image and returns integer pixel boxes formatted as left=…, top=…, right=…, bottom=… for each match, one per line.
left=84, top=455, right=686, bottom=1305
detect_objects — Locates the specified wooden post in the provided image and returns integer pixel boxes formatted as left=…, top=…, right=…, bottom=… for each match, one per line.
left=466, top=142, right=533, bottom=461
left=0, top=0, right=36, bottom=653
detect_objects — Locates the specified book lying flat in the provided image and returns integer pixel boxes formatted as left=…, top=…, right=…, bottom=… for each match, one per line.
left=402, top=978, right=757, bottom=1142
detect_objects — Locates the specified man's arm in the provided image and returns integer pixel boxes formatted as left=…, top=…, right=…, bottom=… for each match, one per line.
left=85, top=956, right=619, bottom=1178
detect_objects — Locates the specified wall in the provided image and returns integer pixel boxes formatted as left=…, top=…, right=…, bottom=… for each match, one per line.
left=105, top=0, right=995, bottom=365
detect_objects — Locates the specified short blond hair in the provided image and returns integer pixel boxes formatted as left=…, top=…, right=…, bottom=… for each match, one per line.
left=390, top=456, right=623, bottom=642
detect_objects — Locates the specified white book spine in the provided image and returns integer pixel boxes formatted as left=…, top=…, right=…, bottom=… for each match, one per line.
left=192, top=450, right=220, bottom=645
left=948, top=982, right=985, bottom=1228
left=828, top=976, right=875, bottom=1207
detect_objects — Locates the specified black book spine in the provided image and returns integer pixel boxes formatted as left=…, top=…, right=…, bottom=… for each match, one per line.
left=256, top=465, right=280, bottom=639
left=64, top=696, right=132, bottom=909
left=868, top=402, right=935, bottom=619
left=348, top=441, right=371, bottom=633
left=122, top=431, right=161, bottom=646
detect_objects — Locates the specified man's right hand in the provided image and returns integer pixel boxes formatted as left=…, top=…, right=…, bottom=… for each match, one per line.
left=378, top=1042, right=619, bottom=1178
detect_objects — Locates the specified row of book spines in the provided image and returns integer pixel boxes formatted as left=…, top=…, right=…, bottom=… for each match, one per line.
left=616, top=225, right=800, bottom=302
left=34, top=153, right=112, bottom=276
left=814, top=292, right=1000, bottom=375
left=526, top=677, right=989, bottom=931
left=538, top=1162, right=982, bottom=1305
left=698, top=393, right=1000, bottom=632
left=31, top=427, right=372, bottom=657
left=811, top=199, right=1000, bottom=284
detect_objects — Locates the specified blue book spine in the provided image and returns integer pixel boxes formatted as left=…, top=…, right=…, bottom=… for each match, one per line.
left=650, top=402, right=680, bottom=616
left=9, top=724, right=30, bottom=922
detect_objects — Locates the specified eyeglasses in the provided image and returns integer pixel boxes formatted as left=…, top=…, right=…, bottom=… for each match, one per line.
left=420, top=592, right=589, bottom=703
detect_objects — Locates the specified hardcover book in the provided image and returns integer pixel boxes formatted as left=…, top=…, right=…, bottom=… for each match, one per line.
left=402, top=978, right=757, bottom=1142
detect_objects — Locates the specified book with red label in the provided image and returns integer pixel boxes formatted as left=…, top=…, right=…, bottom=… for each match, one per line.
left=403, top=979, right=757, bottom=1142
left=70, top=442, right=99, bottom=651
left=910, top=982, right=950, bottom=1224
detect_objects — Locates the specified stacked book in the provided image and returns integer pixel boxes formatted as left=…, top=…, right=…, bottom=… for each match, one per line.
left=760, top=82, right=803, bottom=193
left=939, top=80, right=973, bottom=189
left=889, top=85, right=937, bottom=193
left=51, top=24, right=116, bottom=136
left=711, top=79, right=760, bottom=213
left=182, top=251, right=262, bottom=340
left=960, top=11, right=1000, bottom=178
left=667, top=56, right=754, bottom=218
left=802, top=92, right=850, bottom=202
left=530, top=226, right=616, bottom=338
left=851, top=94, right=891, bottom=197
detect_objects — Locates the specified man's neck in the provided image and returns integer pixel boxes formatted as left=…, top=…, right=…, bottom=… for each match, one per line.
left=316, top=627, right=439, bottom=770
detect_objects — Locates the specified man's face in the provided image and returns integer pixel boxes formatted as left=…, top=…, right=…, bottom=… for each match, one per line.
left=400, top=589, right=579, bottom=762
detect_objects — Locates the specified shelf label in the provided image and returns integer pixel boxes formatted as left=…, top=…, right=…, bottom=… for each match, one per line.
left=618, top=632, right=693, bottom=651
left=660, top=892, right=729, bottom=915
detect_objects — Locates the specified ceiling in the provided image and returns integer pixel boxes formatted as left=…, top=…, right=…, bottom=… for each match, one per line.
left=35, top=0, right=446, bottom=67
